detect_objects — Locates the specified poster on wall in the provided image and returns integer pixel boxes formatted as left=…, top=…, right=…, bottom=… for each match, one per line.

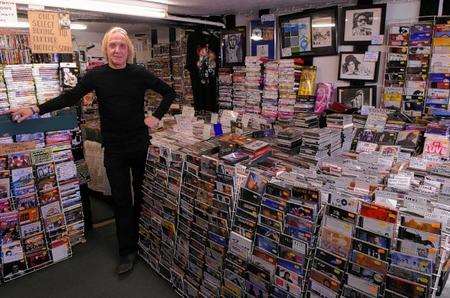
left=337, top=86, right=376, bottom=108
left=279, top=6, right=337, bottom=58
left=28, top=10, right=73, bottom=54
left=338, top=52, right=379, bottom=82
left=280, top=16, right=311, bottom=58
left=250, top=14, right=275, bottom=60
left=341, top=4, right=387, bottom=45
left=221, top=27, right=246, bottom=67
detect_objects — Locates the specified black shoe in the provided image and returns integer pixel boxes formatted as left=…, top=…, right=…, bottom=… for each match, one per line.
left=116, top=253, right=136, bottom=275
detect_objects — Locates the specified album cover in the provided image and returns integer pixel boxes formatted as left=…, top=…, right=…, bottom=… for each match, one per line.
left=229, top=231, right=252, bottom=259
left=14, top=193, right=38, bottom=210
left=310, top=269, right=341, bottom=294
left=18, top=207, right=40, bottom=225
left=55, top=161, right=77, bottom=182
left=396, top=239, right=438, bottom=261
left=351, top=250, right=389, bottom=274
left=11, top=184, right=35, bottom=197
left=284, top=225, right=313, bottom=243
left=0, top=178, right=10, bottom=199
left=41, top=200, right=62, bottom=219
left=319, top=227, right=352, bottom=258
left=274, top=275, right=302, bottom=296
left=26, top=248, right=51, bottom=268
left=255, top=224, right=279, bottom=242
left=323, top=215, right=353, bottom=237
left=261, top=196, right=286, bottom=212
left=245, top=172, right=268, bottom=195
left=37, top=175, right=58, bottom=193
left=286, top=201, right=314, bottom=221
left=397, top=226, right=440, bottom=249
left=360, top=202, right=397, bottom=223
left=312, top=258, right=344, bottom=282
left=342, top=285, right=374, bottom=298
left=261, top=205, right=284, bottom=222
left=44, top=214, right=65, bottom=233
left=240, top=187, right=262, bottom=205
left=348, top=261, right=384, bottom=291
left=2, top=258, right=27, bottom=278
left=315, top=248, right=347, bottom=271
left=8, top=152, right=31, bottom=169
left=255, top=233, right=278, bottom=255
left=386, top=274, right=427, bottom=298
left=400, top=215, right=441, bottom=235
left=259, top=214, right=283, bottom=232
left=358, top=216, right=395, bottom=238
left=279, top=234, right=308, bottom=256
left=1, top=240, right=25, bottom=264
left=326, top=205, right=357, bottom=225
left=252, top=248, right=277, bottom=276
left=0, top=197, right=11, bottom=213
left=352, top=238, right=388, bottom=261
left=390, top=251, right=433, bottom=274
left=222, top=279, right=242, bottom=297
left=329, top=195, right=359, bottom=213
left=265, top=183, right=291, bottom=200
left=355, top=227, right=391, bottom=249
left=309, top=279, right=338, bottom=298
left=389, top=264, right=431, bottom=286
left=11, top=167, right=34, bottom=189
left=23, top=232, right=46, bottom=254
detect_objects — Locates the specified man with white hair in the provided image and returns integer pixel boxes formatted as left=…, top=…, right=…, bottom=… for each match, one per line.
left=10, top=27, right=176, bottom=275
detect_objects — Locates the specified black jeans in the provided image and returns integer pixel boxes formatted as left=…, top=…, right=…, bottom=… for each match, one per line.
left=104, top=148, right=147, bottom=257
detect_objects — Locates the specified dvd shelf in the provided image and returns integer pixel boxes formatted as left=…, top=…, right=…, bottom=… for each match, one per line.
left=135, top=109, right=450, bottom=297
left=0, top=30, right=32, bottom=65
left=0, top=145, right=84, bottom=282
left=383, top=19, right=450, bottom=118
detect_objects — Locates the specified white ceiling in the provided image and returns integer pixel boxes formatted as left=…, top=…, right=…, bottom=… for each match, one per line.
left=160, top=0, right=326, bottom=15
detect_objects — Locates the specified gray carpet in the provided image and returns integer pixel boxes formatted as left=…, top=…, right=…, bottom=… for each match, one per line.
left=1, top=224, right=177, bottom=298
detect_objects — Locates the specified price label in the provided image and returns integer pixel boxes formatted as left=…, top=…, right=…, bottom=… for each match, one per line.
left=364, top=51, right=379, bottom=62
left=371, top=34, right=384, bottom=45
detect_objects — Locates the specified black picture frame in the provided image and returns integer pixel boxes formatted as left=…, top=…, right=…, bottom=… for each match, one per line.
left=336, top=85, right=377, bottom=108
left=340, top=4, right=387, bottom=46
left=278, top=6, right=338, bottom=58
left=310, top=6, right=338, bottom=56
left=220, top=27, right=246, bottom=67
left=338, top=52, right=379, bottom=82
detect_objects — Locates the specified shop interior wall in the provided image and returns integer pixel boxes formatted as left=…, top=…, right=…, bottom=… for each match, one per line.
left=71, top=0, right=420, bottom=105
left=235, top=0, right=421, bottom=105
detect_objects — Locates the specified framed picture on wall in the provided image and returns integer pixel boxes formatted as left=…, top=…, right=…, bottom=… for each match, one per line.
left=337, top=86, right=376, bottom=108
left=341, top=4, right=387, bottom=45
left=250, top=15, right=276, bottom=59
left=338, top=52, right=379, bottom=82
left=279, top=14, right=311, bottom=58
left=279, top=6, right=338, bottom=58
left=221, top=27, right=246, bottom=67
left=310, top=6, right=338, bottom=55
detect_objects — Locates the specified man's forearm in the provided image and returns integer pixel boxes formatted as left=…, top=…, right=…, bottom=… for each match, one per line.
left=152, top=90, right=176, bottom=119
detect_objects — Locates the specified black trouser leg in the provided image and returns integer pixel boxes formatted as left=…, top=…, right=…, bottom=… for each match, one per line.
left=130, top=149, right=147, bottom=244
left=104, top=151, right=135, bottom=257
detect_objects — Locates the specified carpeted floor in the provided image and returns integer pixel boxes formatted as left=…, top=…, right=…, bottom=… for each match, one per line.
left=1, top=224, right=177, bottom=298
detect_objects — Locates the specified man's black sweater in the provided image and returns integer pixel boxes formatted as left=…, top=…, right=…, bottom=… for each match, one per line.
left=38, top=64, right=176, bottom=151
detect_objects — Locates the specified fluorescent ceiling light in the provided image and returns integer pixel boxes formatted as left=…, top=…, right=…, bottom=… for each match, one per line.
left=2, top=21, right=87, bottom=30
left=14, top=0, right=168, bottom=19
left=70, top=23, right=87, bottom=30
